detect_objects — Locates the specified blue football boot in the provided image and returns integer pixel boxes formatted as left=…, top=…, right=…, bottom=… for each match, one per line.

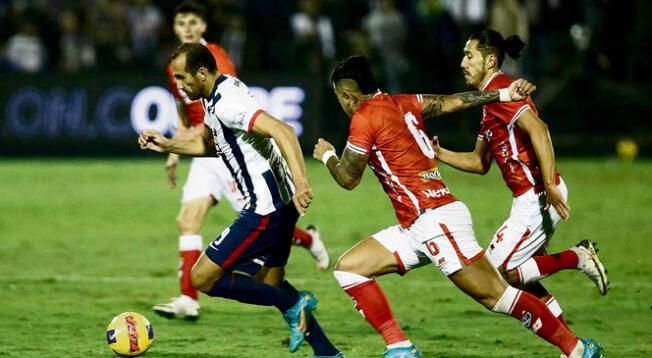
left=310, top=353, right=345, bottom=358
left=283, top=290, right=318, bottom=352
left=383, top=345, right=423, bottom=358
left=581, top=339, right=604, bottom=358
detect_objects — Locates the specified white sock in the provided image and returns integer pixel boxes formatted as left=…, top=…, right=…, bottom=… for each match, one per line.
left=333, top=270, right=371, bottom=289
left=567, top=340, right=585, bottom=358
left=386, top=340, right=413, bottom=349
left=518, top=258, right=547, bottom=285
left=179, top=235, right=203, bottom=251
left=491, top=286, right=520, bottom=314
left=545, top=297, right=563, bottom=318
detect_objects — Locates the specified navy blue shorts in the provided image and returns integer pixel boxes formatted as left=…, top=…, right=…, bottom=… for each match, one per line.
left=205, top=203, right=299, bottom=275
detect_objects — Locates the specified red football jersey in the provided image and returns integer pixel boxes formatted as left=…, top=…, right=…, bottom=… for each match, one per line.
left=167, top=40, right=237, bottom=127
left=478, top=72, right=559, bottom=197
left=347, top=93, right=458, bottom=227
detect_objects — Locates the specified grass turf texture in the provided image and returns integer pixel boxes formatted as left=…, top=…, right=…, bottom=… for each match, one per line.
left=0, top=158, right=650, bottom=357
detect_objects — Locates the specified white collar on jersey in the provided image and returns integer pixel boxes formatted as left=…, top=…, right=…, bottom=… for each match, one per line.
left=199, top=38, right=207, bottom=46
left=371, top=90, right=382, bottom=98
left=481, top=71, right=503, bottom=90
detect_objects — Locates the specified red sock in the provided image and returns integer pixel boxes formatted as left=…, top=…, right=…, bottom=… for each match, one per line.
left=180, top=250, right=201, bottom=300
left=344, top=280, right=408, bottom=345
left=508, top=289, right=579, bottom=355
left=292, top=227, right=313, bottom=248
left=533, top=250, right=579, bottom=276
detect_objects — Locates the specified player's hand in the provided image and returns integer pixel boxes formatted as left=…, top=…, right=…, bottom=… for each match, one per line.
left=507, top=79, right=537, bottom=101
left=313, top=138, right=335, bottom=162
left=292, top=185, right=313, bottom=216
left=139, top=130, right=170, bottom=152
left=165, top=153, right=179, bottom=188
left=431, top=135, right=441, bottom=157
left=545, top=184, right=570, bottom=220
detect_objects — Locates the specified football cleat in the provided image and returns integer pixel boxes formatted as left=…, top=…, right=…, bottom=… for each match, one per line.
left=581, top=339, right=604, bottom=358
left=310, top=353, right=345, bottom=358
left=283, top=290, right=318, bottom=352
left=571, top=240, right=609, bottom=295
left=307, top=225, right=331, bottom=271
left=152, top=295, right=200, bottom=320
left=384, top=345, right=423, bottom=358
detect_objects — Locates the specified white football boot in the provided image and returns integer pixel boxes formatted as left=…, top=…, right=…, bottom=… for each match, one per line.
left=153, top=295, right=200, bottom=320
left=571, top=240, right=609, bottom=295
left=306, top=225, right=331, bottom=271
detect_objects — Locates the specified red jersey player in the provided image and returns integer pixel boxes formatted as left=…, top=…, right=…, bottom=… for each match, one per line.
left=313, top=56, right=603, bottom=358
left=434, top=29, right=608, bottom=356
left=153, top=1, right=330, bottom=321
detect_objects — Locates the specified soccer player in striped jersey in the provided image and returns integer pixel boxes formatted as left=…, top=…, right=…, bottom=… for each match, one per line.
left=140, top=43, right=343, bottom=358
left=155, top=1, right=330, bottom=321
left=433, top=30, right=608, bottom=356
left=313, top=56, right=602, bottom=358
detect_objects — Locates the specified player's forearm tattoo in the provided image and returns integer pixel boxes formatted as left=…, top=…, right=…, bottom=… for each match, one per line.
left=421, top=91, right=500, bottom=119
left=458, top=90, right=500, bottom=106
left=326, top=149, right=367, bottom=189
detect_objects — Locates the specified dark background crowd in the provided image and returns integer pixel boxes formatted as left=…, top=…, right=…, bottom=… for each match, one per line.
left=1, top=0, right=650, bottom=156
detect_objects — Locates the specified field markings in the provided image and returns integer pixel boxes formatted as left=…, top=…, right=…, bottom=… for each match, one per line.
left=0, top=275, right=650, bottom=288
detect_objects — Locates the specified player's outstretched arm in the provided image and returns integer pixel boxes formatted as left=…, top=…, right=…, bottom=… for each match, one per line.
left=432, top=136, right=492, bottom=175
left=251, top=112, right=313, bottom=215
left=138, top=125, right=217, bottom=157
left=312, top=139, right=367, bottom=190
left=515, top=110, right=570, bottom=220
left=420, top=79, right=536, bottom=120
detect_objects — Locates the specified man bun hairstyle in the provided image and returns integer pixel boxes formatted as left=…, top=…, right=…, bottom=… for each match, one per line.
left=174, top=1, right=207, bottom=22
left=469, top=29, right=526, bottom=67
left=171, top=43, right=217, bottom=74
left=331, top=55, right=379, bottom=95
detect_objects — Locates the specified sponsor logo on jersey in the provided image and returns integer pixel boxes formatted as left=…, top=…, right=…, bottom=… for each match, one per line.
left=521, top=312, right=532, bottom=329
left=421, top=188, right=450, bottom=198
left=125, top=315, right=141, bottom=353
left=418, top=168, right=442, bottom=182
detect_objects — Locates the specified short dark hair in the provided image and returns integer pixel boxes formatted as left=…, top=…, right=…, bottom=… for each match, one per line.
left=174, top=1, right=207, bottom=22
left=331, top=55, right=379, bottom=95
left=171, top=43, right=217, bottom=74
left=469, top=29, right=526, bottom=67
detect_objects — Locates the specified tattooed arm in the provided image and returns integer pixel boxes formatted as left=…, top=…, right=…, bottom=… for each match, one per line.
left=313, top=138, right=368, bottom=190
left=420, top=79, right=537, bottom=120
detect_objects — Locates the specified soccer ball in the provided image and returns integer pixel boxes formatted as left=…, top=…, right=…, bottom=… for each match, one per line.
left=106, top=312, right=154, bottom=356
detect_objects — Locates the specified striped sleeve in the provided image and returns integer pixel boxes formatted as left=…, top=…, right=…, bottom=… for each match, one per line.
left=346, top=112, right=374, bottom=155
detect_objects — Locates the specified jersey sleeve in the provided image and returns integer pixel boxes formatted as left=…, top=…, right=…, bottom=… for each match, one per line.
left=167, top=64, right=182, bottom=100
left=486, top=100, right=533, bottom=127
left=215, top=80, right=264, bottom=132
left=346, top=112, right=375, bottom=155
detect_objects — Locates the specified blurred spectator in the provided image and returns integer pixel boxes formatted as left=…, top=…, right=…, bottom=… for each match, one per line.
left=489, top=0, right=529, bottom=76
left=443, top=0, right=487, bottom=31
left=58, top=10, right=96, bottom=72
left=125, top=0, right=165, bottom=68
left=363, top=0, right=409, bottom=92
left=6, top=21, right=47, bottom=73
left=88, top=0, right=130, bottom=69
left=290, top=0, right=335, bottom=74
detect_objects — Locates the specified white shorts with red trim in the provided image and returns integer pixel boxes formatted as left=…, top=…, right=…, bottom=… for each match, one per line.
left=486, top=178, right=568, bottom=271
left=181, top=157, right=245, bottom=212
left=373, top=201, right=484, bottom=276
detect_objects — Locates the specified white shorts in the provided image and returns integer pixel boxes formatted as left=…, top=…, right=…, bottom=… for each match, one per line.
left=373, top=201, right=484, bottom=276
left=181, top=157, right=245, bottom=212
left=486, top=178, right=568, bottom=270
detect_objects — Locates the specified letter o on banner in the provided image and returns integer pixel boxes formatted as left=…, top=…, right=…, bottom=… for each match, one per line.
left=130, top=86, right=177, bottom=135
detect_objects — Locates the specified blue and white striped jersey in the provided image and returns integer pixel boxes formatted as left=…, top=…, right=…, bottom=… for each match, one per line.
left=201, top=75, right=295, bottom=215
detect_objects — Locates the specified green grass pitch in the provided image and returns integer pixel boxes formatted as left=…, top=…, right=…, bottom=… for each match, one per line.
left=0, top=158, right=650, bottom=357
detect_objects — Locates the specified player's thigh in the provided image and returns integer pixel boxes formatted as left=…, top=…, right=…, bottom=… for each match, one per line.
left=448, top=255, right=508, bottom=308
left=336, top=232, right=406, bottom=277
left=411, top=201, right=484, bottom=276
left=191, top=252, right=226, bottom=291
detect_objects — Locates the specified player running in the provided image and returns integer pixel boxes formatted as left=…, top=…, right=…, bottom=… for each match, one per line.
left=155, top=1, right=330, bottom=321
left=431, top=29, right=608, bottom=334
left=140, top=43, right=343, bottom=358
left=313, top=55, right=603, bottom=358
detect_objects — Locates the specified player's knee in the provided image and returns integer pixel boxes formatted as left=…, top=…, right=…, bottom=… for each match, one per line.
left=334, top=253, right=361, bottom=273
left=190, top=267, right=213, bottom=293
left=177, top=210, right=202, bottom=234
left=503, top=268, right=521, bottom=287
